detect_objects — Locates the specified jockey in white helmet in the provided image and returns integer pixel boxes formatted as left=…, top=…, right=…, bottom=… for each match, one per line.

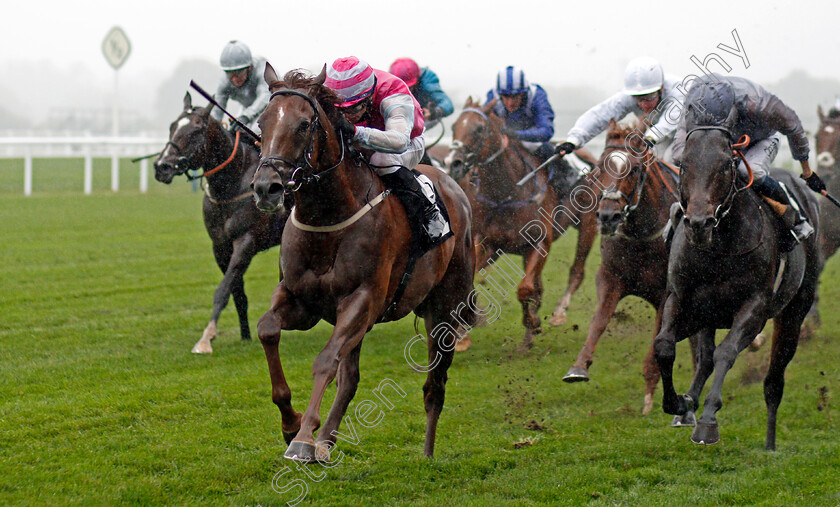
left=211, top=40, right=271, bottom=136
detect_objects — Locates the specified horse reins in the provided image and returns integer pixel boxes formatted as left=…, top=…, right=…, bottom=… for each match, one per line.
left=257, top=89, right=346, bottom=192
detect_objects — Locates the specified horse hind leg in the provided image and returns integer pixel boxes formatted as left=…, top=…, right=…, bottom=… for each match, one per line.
left=422, top=314, right=457, bottom=458
left=519, top=250, right=548, bottom=351
left=550, top=214, right=597, bottom=326
left=193, top=237, right=256, bottom=353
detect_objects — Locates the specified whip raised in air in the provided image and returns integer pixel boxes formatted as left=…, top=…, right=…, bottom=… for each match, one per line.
left=189, top=80, right=261, bottom=142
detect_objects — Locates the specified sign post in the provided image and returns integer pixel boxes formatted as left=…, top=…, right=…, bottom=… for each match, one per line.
left=102, top=26, right=131, bottom=137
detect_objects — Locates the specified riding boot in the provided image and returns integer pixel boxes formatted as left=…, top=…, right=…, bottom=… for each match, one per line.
left=753, top=176, right=814, bottom=251
left=379, top=167, right=449, bottom=247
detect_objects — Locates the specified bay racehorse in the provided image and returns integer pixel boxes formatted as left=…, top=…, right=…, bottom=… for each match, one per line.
left=447, top=97, right=599, bottom=350
left=250, top=64, right=476, bottom=462
left=808, top=105, right=840, bottom=326
left=561, top=120, right=705, bottom=415
left=654, top=107, right=821, bottom=449
left=154, top=92, right=286, bottom=354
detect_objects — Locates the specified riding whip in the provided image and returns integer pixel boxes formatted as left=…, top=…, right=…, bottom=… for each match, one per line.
left=189, top=80, right=261, bottom=142
left=516, top=153, right=561, bottom=186
left=824, top=191, right=840, bottom=209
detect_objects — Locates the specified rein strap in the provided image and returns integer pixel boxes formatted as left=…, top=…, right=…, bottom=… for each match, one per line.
left=204, top=130, right=241, bottom=177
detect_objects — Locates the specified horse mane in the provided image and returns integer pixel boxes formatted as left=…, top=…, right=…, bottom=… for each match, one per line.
left=271, top=69, right=343, bottom=123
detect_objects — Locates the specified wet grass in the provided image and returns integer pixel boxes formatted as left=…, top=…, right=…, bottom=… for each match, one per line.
left=0, top=170, right=838, bottom=505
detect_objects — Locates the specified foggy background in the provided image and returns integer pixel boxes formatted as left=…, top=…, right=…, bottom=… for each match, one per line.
left=2, top=0, right=838, bottom=144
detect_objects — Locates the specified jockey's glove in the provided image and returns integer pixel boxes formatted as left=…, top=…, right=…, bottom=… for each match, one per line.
left=501, top=126, right=520, bottom=139
left=429, top=106, right=446, bottom=121
left=336, top=115, right=357, bottom=141
left=802, top=172, right=827, bottom=193
left=231, top=115, right=250, bottom=132
left=554, top=142, right=576, bottom=156
left=643, top=136, right=657, bottom=150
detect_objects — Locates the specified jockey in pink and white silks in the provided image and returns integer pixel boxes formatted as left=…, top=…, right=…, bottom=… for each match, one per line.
left=325, top=56, right=449, bottom=244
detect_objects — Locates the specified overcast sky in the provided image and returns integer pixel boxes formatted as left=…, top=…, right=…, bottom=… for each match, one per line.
left=3, top=0, right=839, bottom=122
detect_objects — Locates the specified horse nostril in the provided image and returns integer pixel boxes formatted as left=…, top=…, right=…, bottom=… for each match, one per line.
left=268, top=182, right=284, bottom=195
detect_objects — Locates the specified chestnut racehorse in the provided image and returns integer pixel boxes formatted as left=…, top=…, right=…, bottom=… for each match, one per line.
left=561, top=120, right=704, bottom=415
left=250, top=65, right=476, bottom=462
left=154, top=92, right=285, bottom=354
left=447, top=97, right=599, bottom=349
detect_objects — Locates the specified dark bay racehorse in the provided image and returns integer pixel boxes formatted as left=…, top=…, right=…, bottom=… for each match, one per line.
left=250, top=65, right=476, bottom=462
left=654, top=108, right=821, bottom=449
left=562, top=120, right=700, bottom=415
left=447, top=97, right=599, bottom=349
left=154, top=93, right=286, bottom=353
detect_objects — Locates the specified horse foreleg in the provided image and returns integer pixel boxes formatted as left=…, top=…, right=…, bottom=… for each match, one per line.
left=693, top=299, right=767, bottom=446
left=670, top=327, right=714, bottom=427
left=194, top=235, right=257, bottom=353
left=287, top=290, right=375, bottom=463
left=654, top=292, right=688, bottom=416
left=564, top=269, right=623, bottom=383
left=257, top=282, right=312, bottom=447
left=518, top=247, right=549, bottom=351
left=550, top=216, right=597, bottom=326
left=314, top=343, right=362, bottom=458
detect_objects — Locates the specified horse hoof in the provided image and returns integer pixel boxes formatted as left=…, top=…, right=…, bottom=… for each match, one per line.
left=691, top=422, right=720, bottom=445
left=191, top=341, right=213, bottom=354
left=284, top=440, right=317, bottom=463
left=671, top=411, right=696, bottom=427
left=314, top=441, right=333, bottom=463
left=562, top=367, right=589, bottom=383
left=548, top=312, right=567, bottom=327
left=455, top=334, right=472, bottom=352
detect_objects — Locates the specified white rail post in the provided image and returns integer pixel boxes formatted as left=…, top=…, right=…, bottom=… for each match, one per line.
left=111, top=155, right=119, bottom=192
left=140, top=158, right=148, bottom=193
left=24, top=147, right=32, bottom=196
left=84, top=146, right=93, bottom=195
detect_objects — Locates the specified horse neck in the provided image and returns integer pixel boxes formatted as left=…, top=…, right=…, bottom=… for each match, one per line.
left=476, top=143, right=532, bottom=201
left=292, top=154, right=376, bottom=225
left=624, top=165, right=673, bottom=237
left=204, top=126, right=253, bottom=195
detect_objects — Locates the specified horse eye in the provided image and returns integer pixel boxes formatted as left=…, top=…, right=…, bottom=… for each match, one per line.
left=298, top=120, right=310, bottom=133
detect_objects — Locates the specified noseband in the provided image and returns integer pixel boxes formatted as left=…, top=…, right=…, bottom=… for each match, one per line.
left=683, top=125, right=752, bottom=227
left=257, top=89, right=345, bottom=192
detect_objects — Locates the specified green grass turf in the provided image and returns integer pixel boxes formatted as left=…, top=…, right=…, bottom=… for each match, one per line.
left=0, top=163, right=838, bottom=505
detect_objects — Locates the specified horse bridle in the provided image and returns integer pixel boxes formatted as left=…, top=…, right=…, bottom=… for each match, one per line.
left=257, top=89, right=345, bottom=192
left=450, top=108, right=507, bottom=173
left=683, top=125, right=749, bottom=227
left=599, top=144, right=649, bottom=223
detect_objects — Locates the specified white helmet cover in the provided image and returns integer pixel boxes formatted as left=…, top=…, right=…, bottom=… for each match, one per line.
left=220, top=40, right=252, bottom=71
left=623, top=56, right=664, bottom=96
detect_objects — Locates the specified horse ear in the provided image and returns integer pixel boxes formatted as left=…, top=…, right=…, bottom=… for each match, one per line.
left=818, top=104, right=825, bottom=122
left=483, top=98, right=497, bottom=114
left=314, top=64, right=327, bottom=85
left=463, top=96, right=472, bottom=108
left=723, top=105, right=738, bottom=130
left=607, top=118, right=617, bottom=132
left=183, top=92, right=192, bottom=111
left=264, top=61, right=279, bottom=86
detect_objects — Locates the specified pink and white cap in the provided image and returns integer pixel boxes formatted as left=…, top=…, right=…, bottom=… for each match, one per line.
left=325, top=56, right=377, bottom=107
